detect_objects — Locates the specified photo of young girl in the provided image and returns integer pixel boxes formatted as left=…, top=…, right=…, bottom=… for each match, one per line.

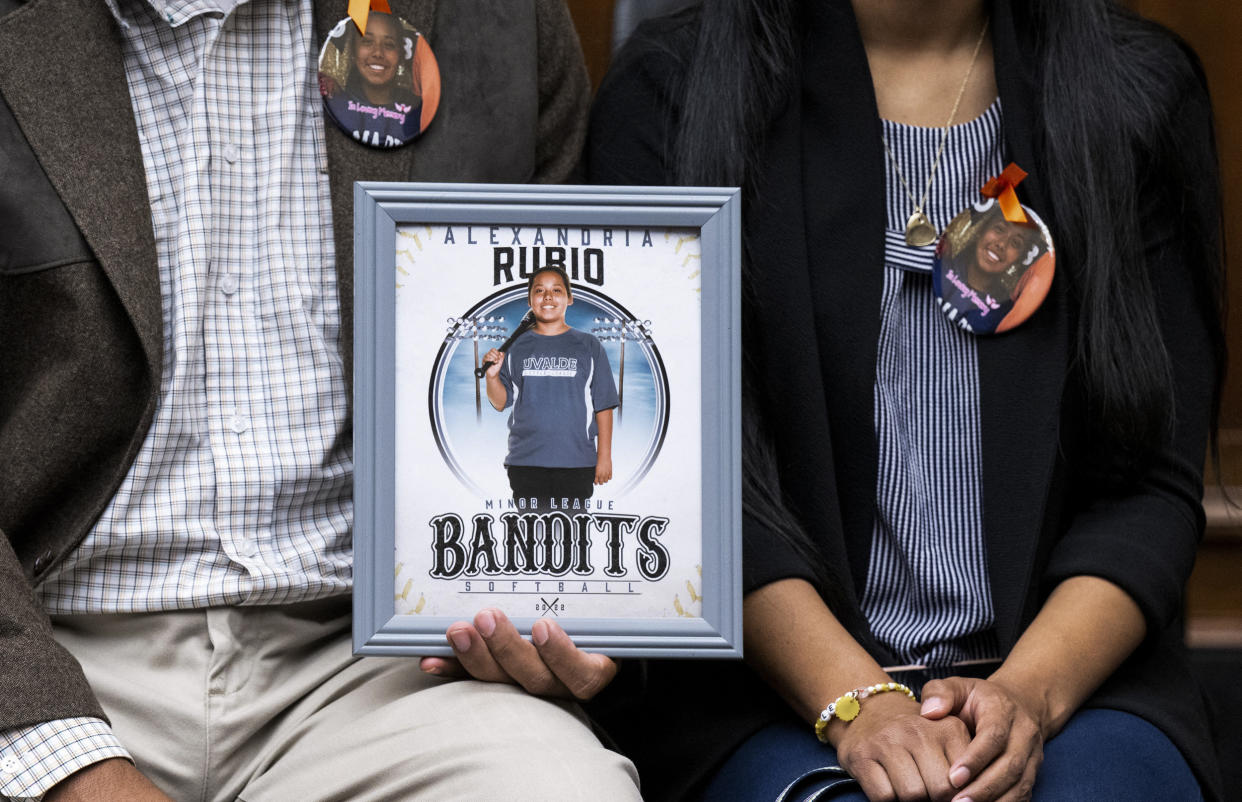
left=933, top=198, right=1055, bottom=334
left=483, top=266, right=620, bottom=510
left=317, top=12, right=441, bottom=148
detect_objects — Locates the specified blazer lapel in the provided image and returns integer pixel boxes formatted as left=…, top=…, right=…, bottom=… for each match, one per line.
left=315, top=0, right=435, bottom=386
left=800, top=0, right=888, bottom=589
left=0, top=0, right=161, bottom=375
left=979, top=0, right=1070, bottom=647
left=738, top=1, right=894, bottom=637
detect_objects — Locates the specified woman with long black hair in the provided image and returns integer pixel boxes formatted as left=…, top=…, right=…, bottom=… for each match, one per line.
left=587, top=0, right=1225, bottom=799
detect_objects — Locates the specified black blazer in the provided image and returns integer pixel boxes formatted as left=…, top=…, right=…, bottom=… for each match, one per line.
left=587, top=2, right=1222, bottom=799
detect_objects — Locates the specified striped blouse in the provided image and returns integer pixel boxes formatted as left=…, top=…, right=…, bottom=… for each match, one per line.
left=860, top=100, right=1005, bottom=668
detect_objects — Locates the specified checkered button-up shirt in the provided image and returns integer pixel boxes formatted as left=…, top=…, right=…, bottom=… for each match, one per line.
left=1, top=0, right=351, bottom=793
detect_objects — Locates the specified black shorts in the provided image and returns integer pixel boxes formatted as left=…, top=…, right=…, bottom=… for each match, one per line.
left=506, top=465, right=594, bottom=512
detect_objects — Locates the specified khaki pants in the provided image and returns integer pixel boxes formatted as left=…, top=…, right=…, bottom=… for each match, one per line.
left=51, top=598, right=640, bottom=801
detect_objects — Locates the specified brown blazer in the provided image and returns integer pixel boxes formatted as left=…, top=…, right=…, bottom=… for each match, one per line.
left=0, top=0, right=588, bottom=731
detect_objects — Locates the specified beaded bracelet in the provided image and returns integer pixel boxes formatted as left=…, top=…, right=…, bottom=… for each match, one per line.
left=813, top=681, right=917, bottom=743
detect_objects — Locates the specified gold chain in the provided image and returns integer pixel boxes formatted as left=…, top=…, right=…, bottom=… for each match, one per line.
left=883, top=19, right=990, bottom=246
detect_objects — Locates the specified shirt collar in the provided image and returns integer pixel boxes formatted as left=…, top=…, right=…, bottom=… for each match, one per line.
left=104, top=0, right=247, bottom=30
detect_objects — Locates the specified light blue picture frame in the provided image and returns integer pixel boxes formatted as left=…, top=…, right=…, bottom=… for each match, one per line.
left=353, top=183, right=742, bottom=658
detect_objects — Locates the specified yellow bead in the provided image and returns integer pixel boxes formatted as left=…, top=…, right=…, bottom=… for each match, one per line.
left=835, top=695, right=861, bottom=721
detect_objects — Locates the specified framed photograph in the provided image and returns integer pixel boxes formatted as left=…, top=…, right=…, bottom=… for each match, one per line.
left=353, top=183, right=741, bottom=658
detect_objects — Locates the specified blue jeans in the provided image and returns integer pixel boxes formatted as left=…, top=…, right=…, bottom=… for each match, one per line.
left=700, top=709, right=1202, bottom=801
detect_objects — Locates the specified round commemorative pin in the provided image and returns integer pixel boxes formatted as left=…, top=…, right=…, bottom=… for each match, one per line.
left=318, top=13, right=441, bottom=149
left=931, top=197, right=1056, bottom=335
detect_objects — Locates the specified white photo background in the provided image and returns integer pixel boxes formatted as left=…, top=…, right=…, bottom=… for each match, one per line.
left=392, top=224, right=705, bottom=620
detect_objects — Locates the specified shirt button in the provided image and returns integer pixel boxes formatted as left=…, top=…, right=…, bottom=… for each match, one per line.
left=238, top=540, right=258, bottom=558
left=229, top=414, right=249, bottom=434
left=290, top=294, right=303, bottom=311
left=32, top=551, right=53, bottom=575
left=0, top=755, right=20, bottom=774
left=220, top=274, right=239, bottom=295
left=223, top=143, right=240, bottom=163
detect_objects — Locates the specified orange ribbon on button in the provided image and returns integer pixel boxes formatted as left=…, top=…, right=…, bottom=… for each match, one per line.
left=981, top=163, right=1030, bottom=226
left=348, top=0, right=392, bottom=35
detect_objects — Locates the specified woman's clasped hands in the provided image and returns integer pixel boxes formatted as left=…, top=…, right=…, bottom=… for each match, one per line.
left=834, top=677, right=1046, bottom=802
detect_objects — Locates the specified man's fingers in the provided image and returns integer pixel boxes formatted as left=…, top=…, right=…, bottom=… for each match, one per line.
left=436, top=611, right=618, bottom=701
left=418, top=655, right=468, bottom=678
left=443, top=620, right=512, bottom=683
left=531, top=619, right=617, bottom=700
left=472, top=609, right=566, bottom=696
